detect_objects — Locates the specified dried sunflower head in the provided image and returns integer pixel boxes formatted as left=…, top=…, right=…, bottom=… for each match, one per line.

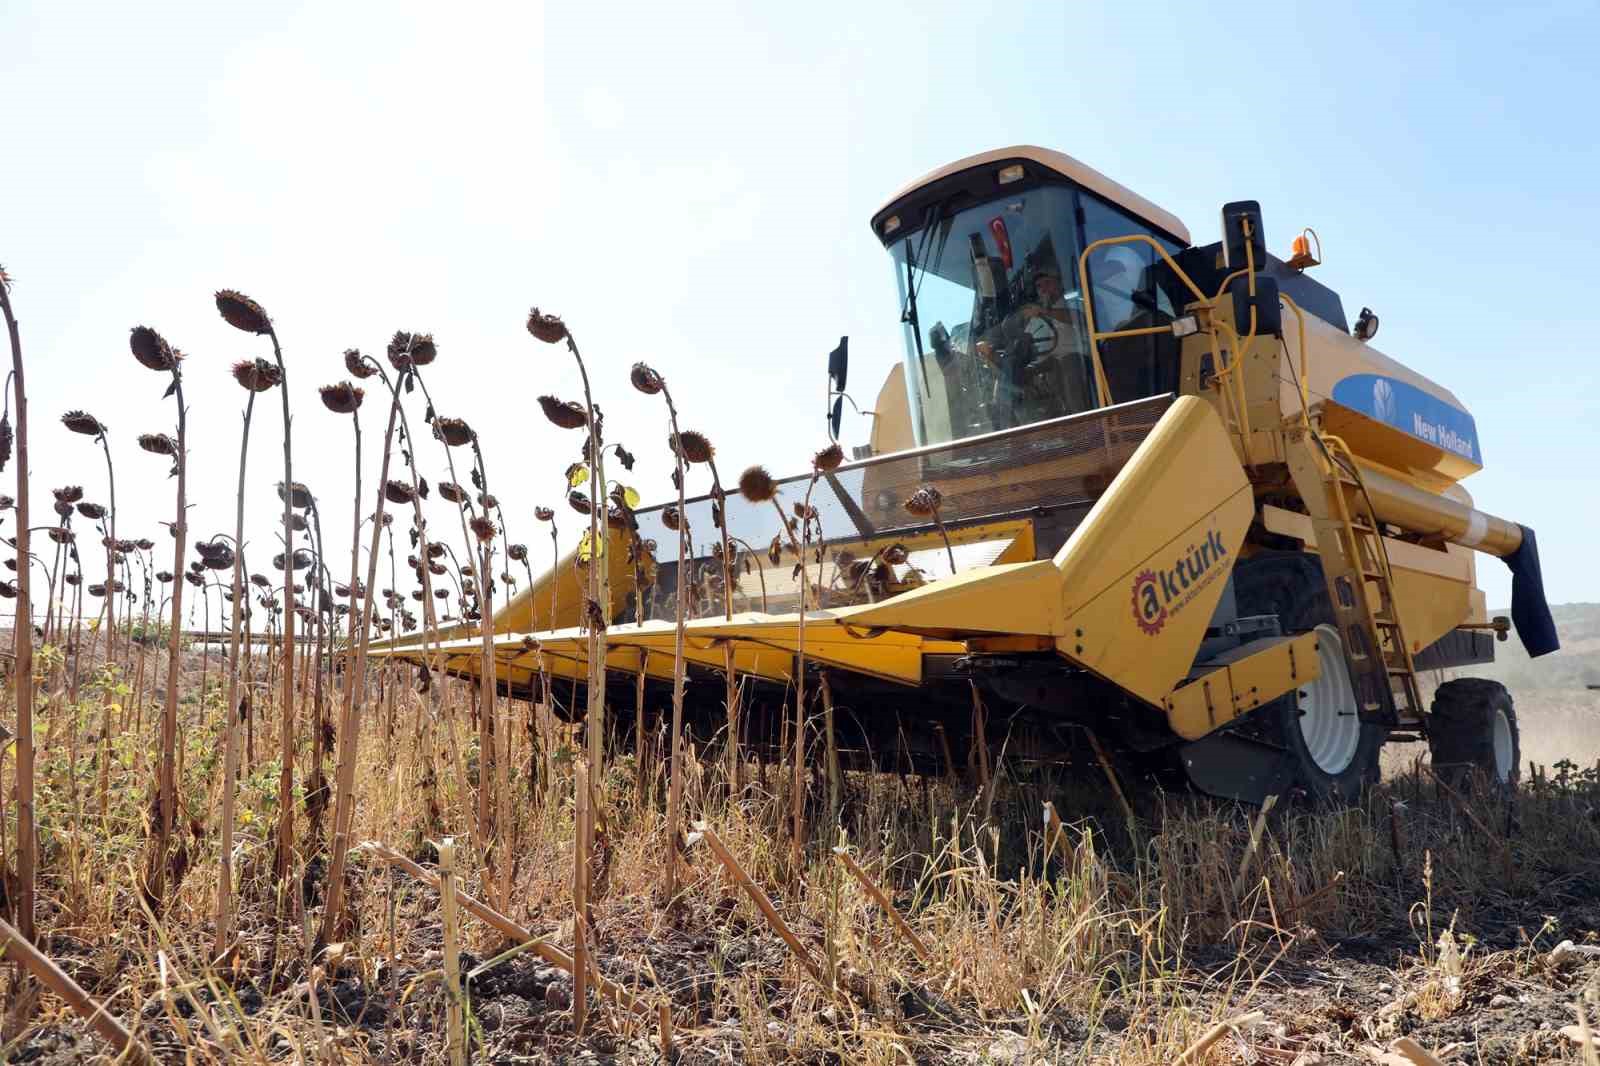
left=470, top=516, right=496, bottom=543
left=232, top=358, right=281, bottom=393
left=508, top=543, right=528, bottom=562
left=277, top=481, right=313, bottom=509
left=53, top=486, right=84, bottom=504
left=76, top=501, right=106, bottom=520
left=386, top=330, right=435, bottom=369
left=136, top=538, right=155, bottom=551
left=526, top=308, right=568, bottom=344
left=47, top=527, right=74, bottom=545
left=672, top=431, right=714, bottom=465
left=343, top=349, right=376, bottom=379
left=538, top=395, right=588, bottom=430
left=129, top=326, right=180, bottom=372
left=630, top=362, right=665, bottom=395
left=661, top=505, right=681, bottom=532
left=196, top=539, right=235, bottom=570
left=318, top=381, right=364, bottom=414
left=813, top=443, right=844, bottom=473
left=62, top=410, right=105, bottom=436
left=384, top=480, right=417, bottom=506
left=433, top=417, right=474, bottom=447
left=567, top=490, right=592, bottom=515
left=138, top=433, right=177, bottom=456
left=215, top=290, right=272, bottom=335
left=272, top=549, right=313, bottom=571
left=438, top=481, right=467, bottom=504
left=534, top=506, right=555, bottom=523
left=250, top=573, right=270, bottom=588
left=904, top=485, right=943, bottom=518
left=738, top=465, right=777, bottom=503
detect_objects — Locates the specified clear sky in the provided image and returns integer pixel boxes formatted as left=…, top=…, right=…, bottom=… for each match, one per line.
left=3, top=0, right=1596, bottom=624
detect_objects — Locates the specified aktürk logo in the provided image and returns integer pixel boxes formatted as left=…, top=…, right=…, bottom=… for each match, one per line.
left=1131, top=529, right=1228, bottom=636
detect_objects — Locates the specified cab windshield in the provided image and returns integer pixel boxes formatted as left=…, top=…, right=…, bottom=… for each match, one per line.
left=892, top=183, right=1184, bottom=447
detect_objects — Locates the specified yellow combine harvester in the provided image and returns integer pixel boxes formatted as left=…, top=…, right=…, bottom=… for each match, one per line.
left=379, top=146, right=1558, bottom=802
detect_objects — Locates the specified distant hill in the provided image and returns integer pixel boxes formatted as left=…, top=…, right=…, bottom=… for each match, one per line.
left=1470, top=602, right=1600, bottom=692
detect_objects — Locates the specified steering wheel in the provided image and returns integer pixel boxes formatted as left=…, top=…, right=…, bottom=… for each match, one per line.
left=1021, top=309, right=1059, bottom=359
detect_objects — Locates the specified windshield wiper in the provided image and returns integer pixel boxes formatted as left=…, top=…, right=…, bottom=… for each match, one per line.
left=901, top=203, right=953, bottom=396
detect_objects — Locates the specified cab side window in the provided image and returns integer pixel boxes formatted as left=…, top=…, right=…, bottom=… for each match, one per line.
left=1079, top=195, right=1183, bottom=403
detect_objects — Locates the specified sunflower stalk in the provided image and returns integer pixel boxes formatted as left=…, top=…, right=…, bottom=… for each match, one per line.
left=1, top=269, right=37, bottom=942
left=411, top=366, right=499, bottom=871
left=214, top=375, right=255, bottom=954
left=322, top=363, right=386, bottom=946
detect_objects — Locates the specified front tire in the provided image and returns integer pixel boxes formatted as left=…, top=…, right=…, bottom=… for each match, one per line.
left=1234, top=555, right=1383, bottom=804
left=1428, top=678, right=1519, bottom=787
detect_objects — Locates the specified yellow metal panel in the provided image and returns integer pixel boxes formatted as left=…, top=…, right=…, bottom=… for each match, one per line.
left=1164, top=632, right=1321, bottom=740
left=1165, top=670, right=1235, bottom=740
left=1224, top=631, right=1319, bottom=718
left=1388, top=568, right=1474, bottom=657
left=1054, top=398, right=1248, bottom=617
left=1258, top=504, right=1477, bottom=655
left=1052, top=397, right=1255, bottom=707
left=843, top=560, right=1063, bottom=639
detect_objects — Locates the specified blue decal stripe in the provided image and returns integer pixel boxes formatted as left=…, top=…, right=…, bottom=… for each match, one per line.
left=1330, top=374, right=1482, bottom=465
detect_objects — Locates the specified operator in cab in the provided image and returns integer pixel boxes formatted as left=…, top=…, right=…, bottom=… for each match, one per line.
left=973, top=261, right=1092, bottom=426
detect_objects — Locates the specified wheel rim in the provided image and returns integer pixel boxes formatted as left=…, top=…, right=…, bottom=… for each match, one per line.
left=1492, top=706, right=1514, bottom=781
left=1299, top=624, right=1362, bottom=775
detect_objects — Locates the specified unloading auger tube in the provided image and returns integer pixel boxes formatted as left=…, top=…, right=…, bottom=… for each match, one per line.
left=366, top=146, right=1558, bottom=803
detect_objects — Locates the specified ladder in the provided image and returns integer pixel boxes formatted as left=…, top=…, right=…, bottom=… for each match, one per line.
left=1284, top=431, right=1424, bottom=725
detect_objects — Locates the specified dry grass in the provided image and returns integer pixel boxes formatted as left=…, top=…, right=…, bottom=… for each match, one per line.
left=3, top=637, right=1600, bottom=1065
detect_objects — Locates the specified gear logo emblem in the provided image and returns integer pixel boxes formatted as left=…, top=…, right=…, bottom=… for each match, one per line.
left=1131, top=568, right=1167, bottom=636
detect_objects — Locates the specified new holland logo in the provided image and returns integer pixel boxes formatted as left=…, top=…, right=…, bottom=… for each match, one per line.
left=1131, top=529, right=1229, bottom=636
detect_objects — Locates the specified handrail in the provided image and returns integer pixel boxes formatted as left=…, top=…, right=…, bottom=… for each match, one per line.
left=1074, top=233, right=1211, bottom=407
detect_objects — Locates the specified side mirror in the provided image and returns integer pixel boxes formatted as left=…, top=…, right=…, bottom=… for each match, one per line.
left=828, top=336, right=848, bottom=393
left=827, top=336, right=848, bottom=440
left=1220, top=200, right=1267, bottom=270
left=1228, top=274, right=1283, bottom=338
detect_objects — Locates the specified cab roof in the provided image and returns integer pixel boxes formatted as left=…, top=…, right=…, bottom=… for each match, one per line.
left=873, top=145, right=1192, bottom=248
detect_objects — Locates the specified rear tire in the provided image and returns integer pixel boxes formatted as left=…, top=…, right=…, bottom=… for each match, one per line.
left=1428, top=678, right=1519, bottom=787
left=1234, top=555, right=1383, bottom=804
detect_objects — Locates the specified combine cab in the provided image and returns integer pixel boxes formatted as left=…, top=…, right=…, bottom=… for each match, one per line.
left=376, top=146, right=1558, bottom=801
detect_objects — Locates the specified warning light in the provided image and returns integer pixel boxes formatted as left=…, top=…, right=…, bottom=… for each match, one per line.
left=1287, top=228, right=1321, bottom=271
